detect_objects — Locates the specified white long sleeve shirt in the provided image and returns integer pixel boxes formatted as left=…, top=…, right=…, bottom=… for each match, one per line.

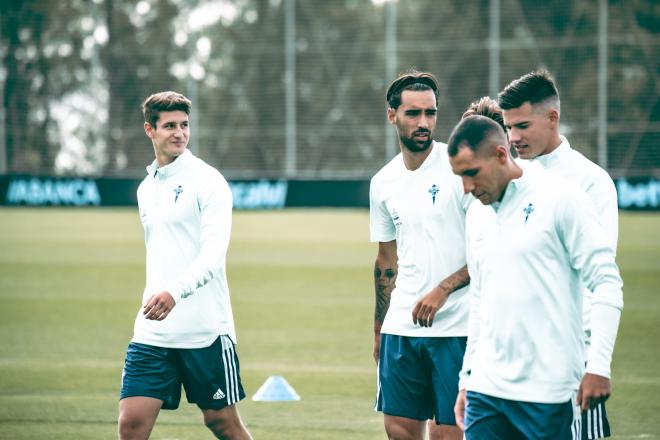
left=460, top=161, right=623, bottom=403
left=531, top=137, right=619, bottom=345
left=370, top=142, right=473, bottom=337
left=133, top=149, right=237, bottom=348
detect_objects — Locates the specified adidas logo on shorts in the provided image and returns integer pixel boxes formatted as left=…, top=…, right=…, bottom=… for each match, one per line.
left=213, top=388, right=226, bottom=400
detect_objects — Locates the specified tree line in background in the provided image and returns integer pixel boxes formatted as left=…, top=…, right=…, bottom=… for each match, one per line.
left=1, top=0, right=658, bottom=178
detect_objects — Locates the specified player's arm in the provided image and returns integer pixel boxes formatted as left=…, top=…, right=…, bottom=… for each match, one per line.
left=558, top=188, right=623, bottom=411
left=454, top=270, right=480, bottom=430
left=593, top=173, right=620, bottom=252
left=455, top=211, right=482, bottom=430
left=412, top=265, right=470, bottom=327
left=145, top=174, right=232, bottom=322
left=373, top=240, right=397, bottom=362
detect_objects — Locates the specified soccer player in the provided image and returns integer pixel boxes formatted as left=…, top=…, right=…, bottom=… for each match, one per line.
left=370, top=70, right=472, bottom=440
left=449, top=115, right=623, bottom=439
left=426, top=95, right=509, bottom=439
left=499, top=70, right=619, bottom=439
left=117, top=92, right=252, bottom=440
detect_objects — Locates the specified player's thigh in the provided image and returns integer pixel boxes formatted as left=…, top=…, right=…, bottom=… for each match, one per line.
left=178, top=335, right=247, bottom=410
left=118, top=396, right=162, bottom=435
left=384, top=414, right=425, bottom=440
left=428, top=336, right=467, bottom=425
left=120, top=342, right=182, bottom=410
left=377, top=334, right=434, bottom=421
left=465, top=391, right=524, bottom=440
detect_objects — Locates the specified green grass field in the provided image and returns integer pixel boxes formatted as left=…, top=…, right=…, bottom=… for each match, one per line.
left=0, top=208, right=658, bottom=439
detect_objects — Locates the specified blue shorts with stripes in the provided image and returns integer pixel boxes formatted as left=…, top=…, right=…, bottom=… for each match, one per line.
left=376, top=334, right=466, bottom=424
left=465, top=391, right=575, bottom=439
left=120, top=335, right=246, bottom=410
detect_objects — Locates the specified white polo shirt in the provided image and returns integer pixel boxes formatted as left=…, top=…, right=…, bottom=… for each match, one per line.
left=461, top=161, right=623, bottom=403
left=134, top=149, right=237, bottom=348
left=532, top=137, right=618, bottom=249
left=531, top=137, right=619, bottom=344
left=370, top=141, right=473, bottom=337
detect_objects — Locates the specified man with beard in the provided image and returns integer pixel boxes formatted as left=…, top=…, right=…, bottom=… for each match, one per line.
left=370, top=70, right=472, bottom=440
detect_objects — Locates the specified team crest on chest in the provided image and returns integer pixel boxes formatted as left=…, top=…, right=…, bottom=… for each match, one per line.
left=428, top=184, right=439, bottom=205
left=174, top=185, right=183, bottom=203
left=523, top=202, right=535, bottom=224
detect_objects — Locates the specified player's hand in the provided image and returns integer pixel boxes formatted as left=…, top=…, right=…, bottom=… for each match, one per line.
left=412, top=286, right=449, bottom=327
left=577, top=373, right=611, bottom=411
left=143, top=291, right=175, bottom=321
left=373, top=333, right=381, bottom=363
left=454, top=389, right=467, bottom=431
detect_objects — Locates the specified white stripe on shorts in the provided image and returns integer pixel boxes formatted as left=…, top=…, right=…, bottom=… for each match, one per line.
left=374, top=362, right=381, bottom=412
left=586, top=403, right=605, bottom=439
left=571, top=393, right=582, bottom=440
left=221, top=335, right=240, bottom=405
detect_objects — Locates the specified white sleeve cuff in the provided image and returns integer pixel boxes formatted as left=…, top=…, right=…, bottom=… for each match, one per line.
left=586, top=302, right=622, bottom=378
left=164, top=284, right=184, bottom=304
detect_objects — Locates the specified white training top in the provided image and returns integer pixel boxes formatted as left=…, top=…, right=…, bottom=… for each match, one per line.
left=370, top=141, right=473, bottom=337
left=460, top=160, right=623, bottom=403
left=133, top=149, right=237, bottom=348
left=531, top=136, right=619, bottom=345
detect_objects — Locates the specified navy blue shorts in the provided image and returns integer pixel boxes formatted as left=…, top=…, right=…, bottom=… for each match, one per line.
left=579, top=401, right=611, bottom=439
left=465, top=391, right=575, bottom=439
left=120, top=335, right=246, bottom=410
left=376, top=334, right=466, bottom=424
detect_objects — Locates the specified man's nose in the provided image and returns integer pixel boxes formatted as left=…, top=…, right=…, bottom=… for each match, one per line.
left=462, top=177, right=474, bottom=194
left=508, top=127, right=521, bottom=143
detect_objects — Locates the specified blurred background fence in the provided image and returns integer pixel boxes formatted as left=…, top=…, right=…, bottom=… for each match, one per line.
left=1, top=0, right=659, bottom=181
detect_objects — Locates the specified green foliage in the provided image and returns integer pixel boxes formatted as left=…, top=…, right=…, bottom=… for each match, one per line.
left=2, top=1, right=659, bottom=177
left=0, top=208, right=659, bottom=439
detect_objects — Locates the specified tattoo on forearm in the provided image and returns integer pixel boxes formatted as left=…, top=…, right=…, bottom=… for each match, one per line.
left=439, top=265, right=470, bottom=294
left=374, top=265, right=397, bottom=325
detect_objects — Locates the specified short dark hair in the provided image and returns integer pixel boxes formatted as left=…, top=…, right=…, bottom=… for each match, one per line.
left=142, top=91, right=192, bottom=128
left=498, top=70, right=559, bottom=110
left=448, top=115, right=507, bottom=157
left=462, top=96, right=505, bottom=132
left=386, top=69, right=439, bottom=109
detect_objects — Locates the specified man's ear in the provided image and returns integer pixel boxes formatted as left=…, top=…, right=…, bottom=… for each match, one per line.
left=144, top=122, right=154, bottom=139
left=548, top=108, right=560, bottom=126
left=494, top=144, right=509, bottom=163
left=386, top=107, right=396, bottom=126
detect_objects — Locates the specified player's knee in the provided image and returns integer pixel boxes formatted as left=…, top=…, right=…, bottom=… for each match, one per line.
left=205, top=413, right=246, bottom=440
left=117, top=413, right=148, bottom=440
left=205, top=417, right=229, bottom=439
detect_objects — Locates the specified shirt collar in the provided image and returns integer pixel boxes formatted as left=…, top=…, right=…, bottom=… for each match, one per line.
left=533, top=135, right=570, bottom=168
left=146, top=149, right=192, bottom=178
left=497, top=159, right=540, bottom=208
left=400, top=141, right=439, bottom=173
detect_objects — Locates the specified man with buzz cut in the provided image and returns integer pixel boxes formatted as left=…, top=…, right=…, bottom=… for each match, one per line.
left=449, top=115, right=623, bottom=440
left=499, top=70, right=619, bottom=439
left=117, top=91, right=252, bottom=440
left=370, top=69, right=472, bottom=440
